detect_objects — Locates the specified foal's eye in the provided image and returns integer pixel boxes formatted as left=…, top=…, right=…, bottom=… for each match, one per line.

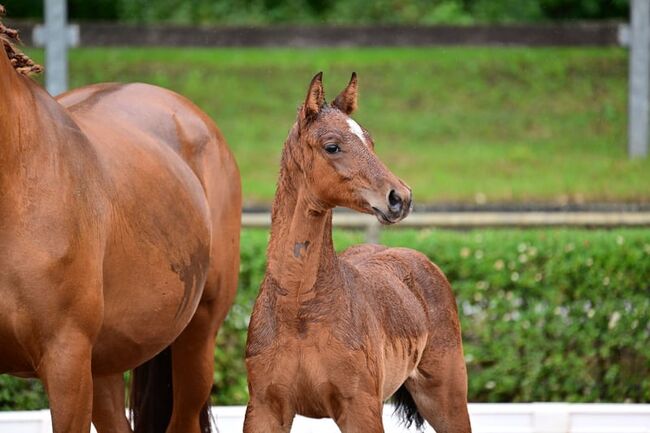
left=324, top=143, right=341, bottom=154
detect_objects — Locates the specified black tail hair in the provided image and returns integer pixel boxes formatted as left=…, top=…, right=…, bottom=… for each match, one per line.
left=392, top=384, right=425, bottom=430
left=129, top=346, right=213, bottom=433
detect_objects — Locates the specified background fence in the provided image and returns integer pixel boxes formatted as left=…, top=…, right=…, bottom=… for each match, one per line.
left=9, top=20, right=625, bottom=47
left=2, top=404, right=650, bottom=433
left=242, top=210, right=650, bottom=243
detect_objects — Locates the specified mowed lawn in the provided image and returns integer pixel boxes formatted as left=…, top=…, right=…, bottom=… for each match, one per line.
left=26, top=46, right=650, bottom=205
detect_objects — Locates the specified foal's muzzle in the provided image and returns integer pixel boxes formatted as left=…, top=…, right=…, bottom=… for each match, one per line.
left=371, top=186, right=413, bottom=224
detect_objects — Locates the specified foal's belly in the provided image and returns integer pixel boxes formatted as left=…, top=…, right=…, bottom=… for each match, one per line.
left=252, top=331, right=427, bottom=419
left=381, top=336, right=428, bottom=399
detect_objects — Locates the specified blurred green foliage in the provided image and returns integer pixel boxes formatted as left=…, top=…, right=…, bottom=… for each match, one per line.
left=0, top=377, right=47, bottom=410
left=2, top=228, right=649, bottom=408
left=2, top=0, right=629, bottom=24
left=215, top=228, right=650, bottom=404
left=0, top=229, right=650, bottom=410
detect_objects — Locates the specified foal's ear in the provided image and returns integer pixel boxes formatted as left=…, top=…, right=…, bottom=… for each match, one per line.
left=301, top=72, right=325, bottom=124
left=332, top=72, right=358, bottom=115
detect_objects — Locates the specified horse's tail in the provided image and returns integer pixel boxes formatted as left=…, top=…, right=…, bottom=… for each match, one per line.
left=392, top=384, right=425, bottom=431
left=129, top=347, right=214, bottom=433
left=130, top=346, right=174, bottom=433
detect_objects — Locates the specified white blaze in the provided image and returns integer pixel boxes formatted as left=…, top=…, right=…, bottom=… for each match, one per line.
left=346, top=118, right=368, bottom=146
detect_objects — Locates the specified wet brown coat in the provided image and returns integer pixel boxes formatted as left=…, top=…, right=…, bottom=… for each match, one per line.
left=0, top=14, right=240, bottom=433
left=244, top=73, right=471, bottom=433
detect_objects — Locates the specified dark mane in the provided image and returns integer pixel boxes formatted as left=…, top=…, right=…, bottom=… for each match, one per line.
left=0, top=4, right=42, bottom=75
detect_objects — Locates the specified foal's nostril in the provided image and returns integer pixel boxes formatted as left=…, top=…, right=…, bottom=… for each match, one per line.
left=388, top=189, right=403, bottom=213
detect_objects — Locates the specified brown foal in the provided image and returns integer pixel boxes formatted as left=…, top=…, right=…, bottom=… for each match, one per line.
left=244, top=72, right=471, bottom=433
left=0, top=9, right=240, bottom=433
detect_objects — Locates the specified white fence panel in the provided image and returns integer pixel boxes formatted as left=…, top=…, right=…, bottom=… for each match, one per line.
left=1, top=404, right=649, bottom=433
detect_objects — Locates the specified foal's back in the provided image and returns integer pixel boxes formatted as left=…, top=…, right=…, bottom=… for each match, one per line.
left=341, top=244, right=462, bottom=349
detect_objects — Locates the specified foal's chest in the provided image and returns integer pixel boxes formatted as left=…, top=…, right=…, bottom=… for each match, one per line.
left=252, top=330, right=367, bottom=418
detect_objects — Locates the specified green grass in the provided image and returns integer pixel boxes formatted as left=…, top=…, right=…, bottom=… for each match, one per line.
left=26, top=46, right=650, bottom=205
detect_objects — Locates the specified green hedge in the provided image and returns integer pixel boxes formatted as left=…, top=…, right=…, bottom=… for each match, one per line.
left=214, top=228, right=650, bottom=404
left=1, top=0, right=629, bottom=24
left=2, top=228, right=649, bottom=410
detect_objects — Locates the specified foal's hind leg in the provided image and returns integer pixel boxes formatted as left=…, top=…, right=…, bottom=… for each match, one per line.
left=92, top=374, right=132, bottom=433
left=404, top=347, right=471, bottom=433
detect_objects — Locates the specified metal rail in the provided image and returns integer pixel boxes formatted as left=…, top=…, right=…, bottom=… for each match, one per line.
left=242, top=211, right=650, bottom=242
left=242, top=211, right=650, bottom=229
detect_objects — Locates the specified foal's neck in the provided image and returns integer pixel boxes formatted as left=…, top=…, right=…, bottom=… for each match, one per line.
left=266, top=137, right=341, bottom=311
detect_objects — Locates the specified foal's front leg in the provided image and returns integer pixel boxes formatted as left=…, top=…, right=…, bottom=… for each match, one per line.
left=333, top=394, right=385, bottom=433
left=243, top=399, right=295, bottom=433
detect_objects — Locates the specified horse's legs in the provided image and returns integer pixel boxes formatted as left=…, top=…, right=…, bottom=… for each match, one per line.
left=38, top=328, right=94, bottom=433
left=166, top=195, right=240, bottom=433
left=405, top=348, right=472, bottom=433
left=243, top=399, right=294, bottom=433
left=166, top=260, right=238, bottom=433
left=92, top=373, right=132, bottom=433
left=333, top=396, right=384, bottom=433
left=164, top=300, right=217, bottom=433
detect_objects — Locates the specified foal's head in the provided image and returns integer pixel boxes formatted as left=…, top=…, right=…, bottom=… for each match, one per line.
left=286, top=72, right=412, bottom=224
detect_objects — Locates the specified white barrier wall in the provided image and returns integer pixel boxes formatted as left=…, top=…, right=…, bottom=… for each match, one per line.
left=1, top=404, right=649, bottom=433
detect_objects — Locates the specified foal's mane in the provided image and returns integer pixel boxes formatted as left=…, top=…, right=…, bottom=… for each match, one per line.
left=0, top=5, right=42, bottom=75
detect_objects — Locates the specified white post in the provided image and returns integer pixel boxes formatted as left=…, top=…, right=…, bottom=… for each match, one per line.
left=629, top=0, right=650, bottom=158
left=32, top=0, right=79, bottom=95
left=365, top=220, right=380, bottom=244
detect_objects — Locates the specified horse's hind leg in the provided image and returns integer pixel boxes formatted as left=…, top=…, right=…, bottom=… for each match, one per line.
left=92, top=374, right=132, bottom=433
left=404, top=347, right=471, bottom=433
left=167, top=251, right=238, bottom=433
left=165, top=298, right=227, bottom=433
left=38, top=327, right=95, bottom=433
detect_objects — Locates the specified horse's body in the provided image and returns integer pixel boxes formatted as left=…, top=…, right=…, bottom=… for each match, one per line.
left=0, top=14, right=240, bottom=433
left=244, top=73, right=471, bottom=433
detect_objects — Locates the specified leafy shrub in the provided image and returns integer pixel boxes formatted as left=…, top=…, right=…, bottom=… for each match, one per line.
left=211, top=228, right=650, bottom=404
left=380, top=228, right=650, bottom=402
left=1, top=228, right=648, bottom=409
left=0, top=377, right=47, bottom=410
left=1, top=0, right=629, bottom=24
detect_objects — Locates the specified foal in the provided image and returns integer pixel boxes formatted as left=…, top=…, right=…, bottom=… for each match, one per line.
left=244, top=73, right=471, bottom=433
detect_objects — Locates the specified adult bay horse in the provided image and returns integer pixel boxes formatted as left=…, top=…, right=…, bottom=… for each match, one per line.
left=0, top=9, right=241, bottom=433
left=244, top=73, right=471, bottom=433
